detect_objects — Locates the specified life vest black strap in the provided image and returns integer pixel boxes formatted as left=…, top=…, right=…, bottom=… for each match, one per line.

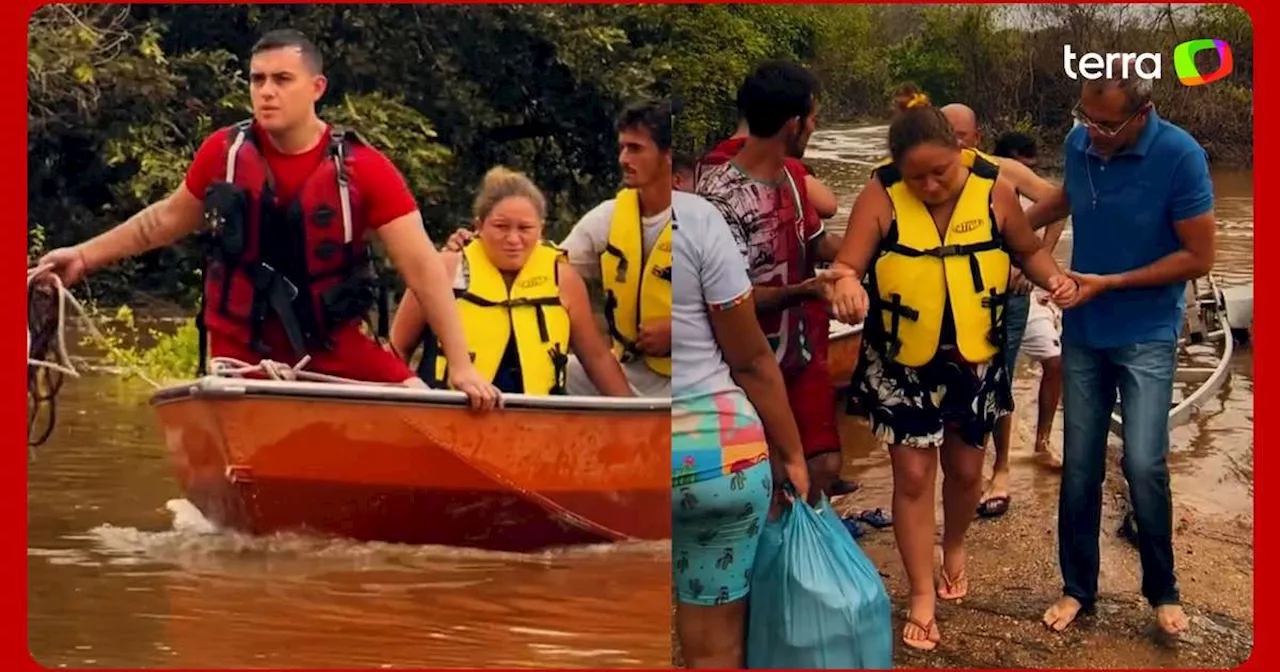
left=984, top=288, right=1007, bottom=349
left=535, top=305, right=549, bottom=343
left=603, top=289, right=640, bottom=360
left=879, top=292, right=920, bottom=360
left=548, top=342, right=569, bottom=395
left=455, top=291, right=560, bottom=311
left=195, top=295, right=208, bottom=377
left=247, top=263, right=307, bottom=358
left=603, top=243, right=629, bottom=283
left=882, top=239, right=1002, bottom=259
left=415, top=326, right=447, bottom=388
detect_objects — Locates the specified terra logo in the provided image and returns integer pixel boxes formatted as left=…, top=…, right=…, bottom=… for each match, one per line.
left=1062, top=40, right=1233, bottom=87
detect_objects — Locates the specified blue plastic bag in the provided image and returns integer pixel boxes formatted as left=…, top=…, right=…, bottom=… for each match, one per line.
left=746, top=493, right=893, bottom=669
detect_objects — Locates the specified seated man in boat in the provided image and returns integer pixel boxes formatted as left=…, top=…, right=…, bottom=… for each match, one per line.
left=443, top=99, right=674, bottom=398
left=1025, top=77, right=1216, bottom=637
left=938, top=105, right=1068, bottom=517
left=35, top=29, right=500, bottom=411
left=388, top=167, right=634, bottom=398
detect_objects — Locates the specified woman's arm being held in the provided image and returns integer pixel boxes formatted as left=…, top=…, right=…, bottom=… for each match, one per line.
left=996, top=182, right=1076, bottom=304
left=826, top=177, right=887, bottom=324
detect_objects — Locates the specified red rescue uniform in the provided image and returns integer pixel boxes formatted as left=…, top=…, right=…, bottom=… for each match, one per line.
left=184, top=122, right=418, bottom=383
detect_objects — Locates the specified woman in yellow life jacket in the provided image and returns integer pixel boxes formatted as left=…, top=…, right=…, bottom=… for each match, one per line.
left=825, top=84, right=1077, bottom=652
left=390, top=167, right=633, bottom=398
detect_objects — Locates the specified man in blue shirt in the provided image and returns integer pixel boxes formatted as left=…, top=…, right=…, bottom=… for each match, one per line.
left=1025, top=77, right=1216, bottom=637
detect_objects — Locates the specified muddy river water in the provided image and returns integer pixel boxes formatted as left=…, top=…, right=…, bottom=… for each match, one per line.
left=808, top=124, right=1254, bottom=667
left=27, top=361, right=669, bottom=664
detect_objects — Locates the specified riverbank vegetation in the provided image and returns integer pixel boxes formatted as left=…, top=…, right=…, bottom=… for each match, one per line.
left=671, top=4, right=1252, bottom=167
left=28, top=4, right=1250, bottom=378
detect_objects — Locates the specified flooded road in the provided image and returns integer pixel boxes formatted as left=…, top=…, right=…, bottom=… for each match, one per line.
left=811, top=124, right=1254, bottom=667
left=28, top=373, right=671, bottom=668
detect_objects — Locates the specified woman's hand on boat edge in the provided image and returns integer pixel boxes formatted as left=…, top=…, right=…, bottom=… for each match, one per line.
left=449, top=365, right=503, bottom=411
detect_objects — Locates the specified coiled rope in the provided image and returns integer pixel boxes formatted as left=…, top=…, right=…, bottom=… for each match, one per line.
left=26, top=264, right=104, bottom=458
left=25, top=264, right=393, bottom=457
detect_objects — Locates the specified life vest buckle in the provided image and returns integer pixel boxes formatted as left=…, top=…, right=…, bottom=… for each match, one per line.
left=925, top=244, right=966, bottom=258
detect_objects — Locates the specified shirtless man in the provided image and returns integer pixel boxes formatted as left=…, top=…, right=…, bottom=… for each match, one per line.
left=940, top=104, right=1066, bottom=518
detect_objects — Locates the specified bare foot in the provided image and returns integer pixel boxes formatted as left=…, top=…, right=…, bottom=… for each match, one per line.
left=937, top=548, right=968, bottom=600
left=1043, top=596, right=1084, bottom=632
left=1034, top=441, right=1063, bottom=470
left=902, top=595, right=941, bottom=651
left=1156, top=604, right=1190, bottom=636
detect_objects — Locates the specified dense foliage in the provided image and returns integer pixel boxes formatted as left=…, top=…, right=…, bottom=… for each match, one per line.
left=30, top=3, right=1252, bottom=311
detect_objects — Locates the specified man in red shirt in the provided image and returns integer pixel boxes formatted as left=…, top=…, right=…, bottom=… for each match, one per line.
left=37, top=30, right=499, bottom=410
left=695, top=61, right=853, bottom=497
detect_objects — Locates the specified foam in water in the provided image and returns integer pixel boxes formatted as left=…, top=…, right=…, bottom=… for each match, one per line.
left=34, top=498, right=671, bottom=575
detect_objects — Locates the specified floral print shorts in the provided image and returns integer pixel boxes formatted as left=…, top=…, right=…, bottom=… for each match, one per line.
left=846, top=338, right=1013, bottom=449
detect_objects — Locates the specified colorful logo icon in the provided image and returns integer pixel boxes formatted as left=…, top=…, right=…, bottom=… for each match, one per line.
left=1172, top=39, right=1233, bottom=86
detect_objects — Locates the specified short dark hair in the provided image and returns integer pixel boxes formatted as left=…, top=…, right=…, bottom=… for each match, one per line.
left=738, top=60, right=820, bottom=138
left=252, top=29, right=324, bottom=74
left=617, top=99, right=672, bottom=152
left=993, top=131, right=1037, bottom=160
left=673, top=152, right=696, bottom=174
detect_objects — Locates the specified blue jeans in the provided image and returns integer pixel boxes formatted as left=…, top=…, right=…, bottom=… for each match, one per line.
left=1004, top=293, right=1031, bottom=374
left=1059, top=340, right=1180, bottom=609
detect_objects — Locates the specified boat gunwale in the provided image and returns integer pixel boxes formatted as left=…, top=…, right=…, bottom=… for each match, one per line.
left=149, top=376, right=671, bottom=413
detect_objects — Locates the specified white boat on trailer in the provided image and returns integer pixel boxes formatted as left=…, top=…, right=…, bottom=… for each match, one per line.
left=1108, top=274, right=1235, bottom=437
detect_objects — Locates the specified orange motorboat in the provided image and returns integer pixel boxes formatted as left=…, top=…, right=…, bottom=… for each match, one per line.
left=827, top=320, right=864, bottom=389
left=149, top=377, right=671, bottom=552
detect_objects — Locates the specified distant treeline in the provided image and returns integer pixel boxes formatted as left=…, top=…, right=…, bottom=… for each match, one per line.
left=27, top=4, right=1251, bottom=305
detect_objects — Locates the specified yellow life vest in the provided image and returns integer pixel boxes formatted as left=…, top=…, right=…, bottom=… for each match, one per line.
left=422, top=240, right=571, bottom=395
left=600, top=188, right=673, bottom=377
left=869, top=148, right=1010, bottom=367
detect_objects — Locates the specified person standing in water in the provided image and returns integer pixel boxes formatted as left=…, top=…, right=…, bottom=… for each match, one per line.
left=1026, top=77, right=1214, bottom=638
left=939, top=104, right=1068, bottom=517
left=826, top=84, right=1077, bottom=651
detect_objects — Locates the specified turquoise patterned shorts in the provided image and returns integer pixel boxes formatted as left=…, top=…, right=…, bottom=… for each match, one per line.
left=672, top=458, right=773, bottom=606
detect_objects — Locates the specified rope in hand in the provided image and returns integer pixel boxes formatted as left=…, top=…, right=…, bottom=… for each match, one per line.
left=27, top=264, right=106, bottom=458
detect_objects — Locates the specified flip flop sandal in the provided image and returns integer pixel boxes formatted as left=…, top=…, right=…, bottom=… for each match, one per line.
left=938, top=568, right=968, bottom=601
left=902, top=616, right=939, bottom=651
left=976, top=495, right=1011, bottom=518
left=857, top=508, right=893, bottom=528
left=840, top=516, right=866, bottom=539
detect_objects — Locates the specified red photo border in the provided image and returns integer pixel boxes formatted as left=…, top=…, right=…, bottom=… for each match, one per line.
left=12, top=0, right=1264, bottom=670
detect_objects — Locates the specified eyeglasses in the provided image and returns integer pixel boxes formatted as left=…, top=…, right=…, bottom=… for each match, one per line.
left=1071, top=101, right=1150, bottom=137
